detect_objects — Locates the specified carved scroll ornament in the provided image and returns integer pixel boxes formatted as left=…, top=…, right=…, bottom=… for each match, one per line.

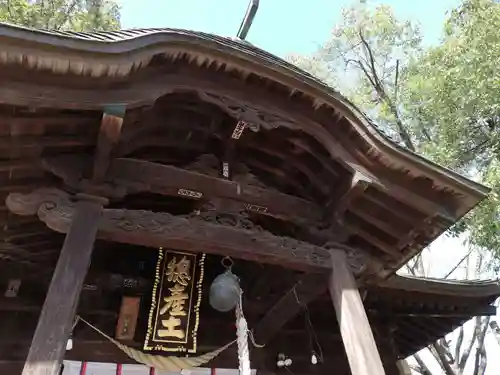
left=5, top=189, right=368, bottom=274
left=6, top=188, right=76, bottom=233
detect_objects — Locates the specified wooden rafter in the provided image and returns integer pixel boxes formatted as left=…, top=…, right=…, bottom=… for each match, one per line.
left=0, top=69, right=479, bottom=212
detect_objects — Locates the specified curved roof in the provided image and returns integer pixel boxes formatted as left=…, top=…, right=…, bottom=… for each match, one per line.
left=0, top=23, right=488, bottom=195
left=367, top=275, right=499, bottom=356
left=0, top=23, right=491, bottom=277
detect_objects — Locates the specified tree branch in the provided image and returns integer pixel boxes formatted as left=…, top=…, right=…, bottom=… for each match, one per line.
left=443, top=248, right=474, bottom=279
left=472, top=317, right=490, bottom=375
left=459, top=316, right=482, bottom=371
left=413, top=353, right=433, bottom=375
left=410, top=364, right=426, bottom=375
left=455, top=326, right=465, bottom=365
left=394, top=59, right=400, bottom=101
left=357, top=30, right=416, bottom=151
left=429, top=343, right=456, bottom=375
left=54, top=0, right=80, bottom=31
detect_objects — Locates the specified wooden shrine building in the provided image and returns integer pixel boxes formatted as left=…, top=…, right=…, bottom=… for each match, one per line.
left=0, top=23, right=498, bottom=375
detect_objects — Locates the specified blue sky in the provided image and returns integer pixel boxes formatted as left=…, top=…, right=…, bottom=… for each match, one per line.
left=117, top=0, right=461, bottom=57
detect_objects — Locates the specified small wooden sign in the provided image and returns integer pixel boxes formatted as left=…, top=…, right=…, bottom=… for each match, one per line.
left=115, top=296, right=141, bottom=341
left=144, top=249, right=205, bottom=353
left=245, top=203, right=268, bottom=214
left=222, top=162, right=230, bottom=178
left=231, top=120, right=246, bottom=139
left=177, top=188, right=203, bottom=199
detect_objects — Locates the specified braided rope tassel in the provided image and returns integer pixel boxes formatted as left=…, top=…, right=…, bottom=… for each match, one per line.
left=236, top=294, right=251, bottom=375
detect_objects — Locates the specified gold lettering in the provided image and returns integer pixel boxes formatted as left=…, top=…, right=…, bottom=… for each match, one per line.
left=159, top=283, right=188, bottom=317
left=166, top=256, right=192, bottom=286
left=158, top=316, right=185, bottom=339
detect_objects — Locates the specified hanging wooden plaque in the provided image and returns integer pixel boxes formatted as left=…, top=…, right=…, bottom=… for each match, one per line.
left=116, top=296, right=141, bottom=341
left=144, top=248, right=205, bottom=353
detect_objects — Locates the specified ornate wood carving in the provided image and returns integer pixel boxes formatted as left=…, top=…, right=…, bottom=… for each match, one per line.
left=197, top=91, right=294, bottom=132
left=6, top=188, right=76, bottom=233
left=6, top=189, right=368, bottom=274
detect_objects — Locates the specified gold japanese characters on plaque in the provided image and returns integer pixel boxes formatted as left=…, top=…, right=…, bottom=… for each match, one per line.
left=144, top=248, right=205, bottom=353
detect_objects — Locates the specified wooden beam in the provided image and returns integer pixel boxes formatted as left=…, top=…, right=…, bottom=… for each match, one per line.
left=329, top=171, right=371, bottom=220
left=93, top=105, right=126, bottom=182
left=21, top=197, right=102, bottom=375
left=0, top=298, right=118, bottom=317
left=110, top=158, right=320, bottom=222
left=328, top=250, right=386, bottom=375
left=343, top=222, right=400, bottom=258
left=43, top=155, right=322, bottom=223
left=252, top=274, right=327, bottom=345
left=6, top=189, right=367, bottom=274
left=0, top=135, right=94, bottom=149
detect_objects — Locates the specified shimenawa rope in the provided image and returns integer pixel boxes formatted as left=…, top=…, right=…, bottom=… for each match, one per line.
left=76, top=316, right=234, bottom=371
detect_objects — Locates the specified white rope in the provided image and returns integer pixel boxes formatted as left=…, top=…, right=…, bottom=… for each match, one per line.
left=236, top=293, right=251, bottom=375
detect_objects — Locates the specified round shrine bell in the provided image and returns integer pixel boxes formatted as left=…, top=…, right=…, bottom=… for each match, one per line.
left=209, top=269, right=241, bottom=312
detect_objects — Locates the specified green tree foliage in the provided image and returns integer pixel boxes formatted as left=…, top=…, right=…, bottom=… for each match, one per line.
left=0, top=0, right=120, bottom=31
left=297, top=2, right=422, bottom=151
left=402, top=0, right=500, bottom=258
left=289, top=2, right=500, bottom=371
left=289, top=0, right=500, bottom=262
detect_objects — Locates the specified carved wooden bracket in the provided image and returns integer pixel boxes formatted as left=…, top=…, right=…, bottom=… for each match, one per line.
left=6, top=188, right=77, bottom=233
left=6, top=189, right=368, bottom=274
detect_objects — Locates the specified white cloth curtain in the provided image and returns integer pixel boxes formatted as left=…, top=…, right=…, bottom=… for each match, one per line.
left=83, top=362, right=116, bottom=375
left=122, top=364, right=150, bottom=375
left=61, top=361, right=82, bottom=375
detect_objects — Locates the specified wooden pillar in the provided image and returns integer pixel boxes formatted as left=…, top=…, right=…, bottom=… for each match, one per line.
left=328, top=251, right=386, bottom=375
left=22, top=198, right=103, bottom=375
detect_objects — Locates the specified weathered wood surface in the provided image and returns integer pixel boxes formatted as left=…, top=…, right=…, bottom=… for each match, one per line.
left=328, top=250, right=386, bottom=375
left=21, top=199, right=102, bottom=375
left=0, top=69, right=472, bottom=214
left=329, top=171, right=371, bottom=218
left=115, top=296, right=140, bottom=341
left=92, top=105, right=126, bottom=181
left=43, top=155, right=321, bottom=223
left=6, top=189, right=367, bottom=274
left=252, top=273, right=327, bottom=345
